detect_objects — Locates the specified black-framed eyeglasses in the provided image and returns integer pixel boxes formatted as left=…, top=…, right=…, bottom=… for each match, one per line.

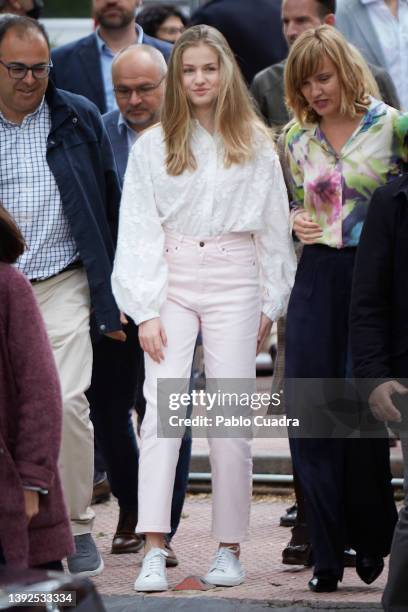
left=0, top=59, right=53, bottom=80
left=113, top=75, right=165, bottom=99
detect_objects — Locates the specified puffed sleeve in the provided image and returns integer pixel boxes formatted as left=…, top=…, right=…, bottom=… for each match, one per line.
left=254, top=141, right=297, bottom=321
left=111, top=134, right=168, bottom=325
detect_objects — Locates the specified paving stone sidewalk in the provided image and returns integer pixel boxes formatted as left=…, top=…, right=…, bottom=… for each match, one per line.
left=91, top=376, right=398, bottom=610
left=91, top=494, right=387, bottom=611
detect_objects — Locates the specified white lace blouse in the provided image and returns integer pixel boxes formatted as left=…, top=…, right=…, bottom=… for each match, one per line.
left=111, top=122, right=296, bottom=325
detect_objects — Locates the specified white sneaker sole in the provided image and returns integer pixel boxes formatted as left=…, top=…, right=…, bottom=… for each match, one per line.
left=134, top=577, right=168, bottom=592
left=204, top=572, right=245, bottom=587
left=67, top=557, right=104, bottom=578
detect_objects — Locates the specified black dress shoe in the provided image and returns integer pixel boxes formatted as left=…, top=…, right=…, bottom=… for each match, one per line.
left=111, top=509, right=144, bottom=554
left=91, top=476, right=111, bottom=504
left=279, top=503, right=297, bottom=527
left=282, top=542, right=313, bottom=566
left=356, top=554, right=384, bottom=584
left=308, top=574, right=338, bottom=593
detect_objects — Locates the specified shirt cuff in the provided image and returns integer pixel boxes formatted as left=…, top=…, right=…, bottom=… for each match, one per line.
left=23, top=485, right=48, bottom=495
left=135, top=311, right=161, bottom=326
left=262, top=300, right=285, bottom=323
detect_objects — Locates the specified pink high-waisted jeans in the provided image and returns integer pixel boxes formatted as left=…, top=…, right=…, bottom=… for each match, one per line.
left=136, top=231, right=262, bottom=541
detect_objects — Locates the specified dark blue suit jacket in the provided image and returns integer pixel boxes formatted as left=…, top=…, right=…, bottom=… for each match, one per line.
left=51, top=31, right=172, bottom=114
left=189, top=0, right=287, bottom=84
left=102, top=109, right=129, bottom=185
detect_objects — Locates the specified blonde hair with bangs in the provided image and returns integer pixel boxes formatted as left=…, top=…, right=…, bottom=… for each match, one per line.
left=284, top=25, right=379, bottom=126
left=161, top=25, right=270, bottom=176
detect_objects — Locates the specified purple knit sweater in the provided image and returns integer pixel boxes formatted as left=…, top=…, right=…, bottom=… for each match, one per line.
left=0, top=263, right=73, bottom=567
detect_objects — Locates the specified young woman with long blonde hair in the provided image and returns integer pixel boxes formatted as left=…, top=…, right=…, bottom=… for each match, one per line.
left=112, top=25, right=296, bottom=591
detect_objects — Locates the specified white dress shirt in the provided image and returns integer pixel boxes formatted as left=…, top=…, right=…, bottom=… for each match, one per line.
left=112, top=122, right=296, bottom=325
left=362, top=0, right=408, bottom=109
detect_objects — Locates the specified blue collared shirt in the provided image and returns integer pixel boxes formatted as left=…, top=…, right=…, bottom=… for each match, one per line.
left=117, top=112, right=140, bottom=150
left=96, top=24, right=144, bottom=113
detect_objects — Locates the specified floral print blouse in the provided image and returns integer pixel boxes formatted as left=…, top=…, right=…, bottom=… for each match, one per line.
left=285, top=98, right=408, bottom=248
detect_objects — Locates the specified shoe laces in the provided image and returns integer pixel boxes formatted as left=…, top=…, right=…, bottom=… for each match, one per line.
left=209, top=546, right=239, bottom=574
left=143, top=549, right=166, bottom=577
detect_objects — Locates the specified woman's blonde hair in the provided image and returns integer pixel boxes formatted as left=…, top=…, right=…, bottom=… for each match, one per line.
left=161, top=24, right=270, bottom=175
left=284, top=25, right=378, bottom=125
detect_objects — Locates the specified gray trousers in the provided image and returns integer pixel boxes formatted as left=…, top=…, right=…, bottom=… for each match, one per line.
left=382, top=436, right=408, bottom=611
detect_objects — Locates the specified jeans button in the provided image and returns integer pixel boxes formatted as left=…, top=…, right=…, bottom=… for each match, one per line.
left=199, top=241, right=205, bottom=247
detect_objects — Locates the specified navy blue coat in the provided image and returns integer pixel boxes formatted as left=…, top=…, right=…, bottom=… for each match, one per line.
left=103, top=109, right=129, bottom=185
left=45, top=81, right=121, bottom=335
left=189, top=0, right=287, bottom=84
left=51, top=31, right=172, bottom=114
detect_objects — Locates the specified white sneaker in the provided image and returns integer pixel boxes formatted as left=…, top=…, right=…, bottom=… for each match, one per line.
left=134, top=547, right=168, bottom=592
left=204, top=546, right=245, bottom=586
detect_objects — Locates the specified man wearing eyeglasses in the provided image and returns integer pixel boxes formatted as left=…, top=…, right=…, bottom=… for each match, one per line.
left=86, top=44, right=191, bottom=565
left=51, top=0, right=172, bottom=115
left=106, top=44, right=165, bottom=178
left=0, top=15, right=123, bottom=576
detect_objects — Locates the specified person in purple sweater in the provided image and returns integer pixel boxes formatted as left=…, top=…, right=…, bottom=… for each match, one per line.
left=0, top=204, right=73, bottom=570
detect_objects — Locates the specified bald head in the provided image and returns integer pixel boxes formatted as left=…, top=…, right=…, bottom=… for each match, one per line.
left=112, top=44, right=167, bottom=80
left=112, top=44, right=167, bottom=132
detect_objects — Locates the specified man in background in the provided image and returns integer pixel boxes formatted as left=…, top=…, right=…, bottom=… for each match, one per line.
left=251, top=0, right=399, bottom=129
left=0, top=0, right=42, bottom=17
left=51, top=0, right=171, bottom=114
left=337, top=0, right=408, bottom=110
left=189, top=0, right=287, bottom=84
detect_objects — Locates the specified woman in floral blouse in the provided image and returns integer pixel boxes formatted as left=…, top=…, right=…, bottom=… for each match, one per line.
left=284, top=25, right=407, bottom=593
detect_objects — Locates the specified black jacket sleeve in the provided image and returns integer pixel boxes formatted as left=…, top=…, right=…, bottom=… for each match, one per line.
left=350, top=188, right=395, bottom=384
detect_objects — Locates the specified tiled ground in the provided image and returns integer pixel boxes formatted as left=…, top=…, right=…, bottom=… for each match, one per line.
left=91, top=494, right=388, bottom=606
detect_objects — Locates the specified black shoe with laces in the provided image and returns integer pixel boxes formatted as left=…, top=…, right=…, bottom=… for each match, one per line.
left=279, top=504, right=297, bottom=527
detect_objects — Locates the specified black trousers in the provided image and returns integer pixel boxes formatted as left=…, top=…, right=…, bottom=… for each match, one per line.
left=88, top=318, right=191, bottom=537
left=285, top=245, right=397, bottom=579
